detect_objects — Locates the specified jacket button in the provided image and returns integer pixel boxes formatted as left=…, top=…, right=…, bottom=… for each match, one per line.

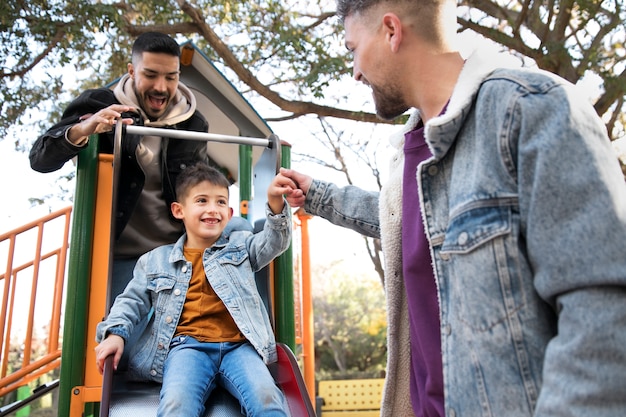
left=174, top=289, right=181, bottom=296
left=165, top=316, right=173, bottom=324
left=458, top=232, right=469, bottom=245
left=443, top=324, right=452, bottom=336
left=157, top=342, right=164, bottom=349
left=150, top=369, right=157, bottom=376
left=182, top=265, right=188, bottom=273
left=428, top=165, right=439, bottom=176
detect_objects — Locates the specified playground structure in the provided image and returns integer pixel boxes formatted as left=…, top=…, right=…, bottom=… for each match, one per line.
left=0, top=42, right=317, bottom=416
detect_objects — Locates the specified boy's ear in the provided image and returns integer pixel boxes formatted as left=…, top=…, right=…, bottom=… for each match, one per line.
left=228, top=207, right=234, bottom=220
left=171, top=201, right=184, bottom=220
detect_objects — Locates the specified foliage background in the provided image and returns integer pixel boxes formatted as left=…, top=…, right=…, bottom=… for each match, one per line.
left=2, top=0, right=625, bottom=145
left=1, top=0, right=625, bottom=383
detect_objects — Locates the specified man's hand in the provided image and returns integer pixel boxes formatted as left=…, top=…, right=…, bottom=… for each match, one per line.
left=94, top=334, right=125, bottom=375
left=67, top=104, right=136, bottom=145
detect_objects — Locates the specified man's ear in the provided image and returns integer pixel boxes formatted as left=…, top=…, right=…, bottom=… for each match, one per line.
left=171, top=201, right=184, bottom=220
left=127, top=62, right=135, bottom=79
left=382, top=13, right=403, bottom=53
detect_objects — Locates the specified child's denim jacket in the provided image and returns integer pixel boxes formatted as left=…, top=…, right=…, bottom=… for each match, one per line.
left=96, top=203, right=291, bottom=382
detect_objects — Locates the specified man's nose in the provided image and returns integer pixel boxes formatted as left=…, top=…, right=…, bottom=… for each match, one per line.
left=153, top=75, right=167, bottom=92
left=353, top=66, right=363, bottom=82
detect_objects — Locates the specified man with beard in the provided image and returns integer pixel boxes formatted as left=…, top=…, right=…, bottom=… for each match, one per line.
left=30, top=32, right=244, bottom=299
left=281, top=0, right=626, bottom=416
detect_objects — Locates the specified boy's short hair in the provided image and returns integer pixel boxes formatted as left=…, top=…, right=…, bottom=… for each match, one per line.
left=131, top=32, right=181, bottom=63
left=175, top=163, right=231, bottom=201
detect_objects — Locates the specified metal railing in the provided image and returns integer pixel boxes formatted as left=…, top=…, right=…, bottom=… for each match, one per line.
left=0, top=206, right=71, bottom=397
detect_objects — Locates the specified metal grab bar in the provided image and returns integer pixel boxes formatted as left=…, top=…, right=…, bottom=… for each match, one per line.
left=124, top=125, right=273, bottom=148
left=98, top=356, right=114, bottom=417
left=114, top=123, right=281, bottom=176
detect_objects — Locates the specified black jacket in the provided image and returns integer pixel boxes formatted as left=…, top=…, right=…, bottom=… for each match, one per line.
left=30, top=88, right=213, bottom=239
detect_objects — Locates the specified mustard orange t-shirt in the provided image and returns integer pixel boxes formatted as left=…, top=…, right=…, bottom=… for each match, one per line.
left=175, top=247, right=245, bottom=342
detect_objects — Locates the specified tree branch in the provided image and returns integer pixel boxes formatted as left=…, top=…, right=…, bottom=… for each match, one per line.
left=3, top=27, right=66, bottom=78
left=175, top=0, right=394, bottom=124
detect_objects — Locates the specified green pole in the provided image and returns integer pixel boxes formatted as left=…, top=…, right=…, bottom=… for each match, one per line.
left=274, top=142, right=296, bottom=351
left=57, top=136, right=99, bottom=417
left=238, top=145, right=253, bottom=219
left=16, top=385, right=30, bottom=416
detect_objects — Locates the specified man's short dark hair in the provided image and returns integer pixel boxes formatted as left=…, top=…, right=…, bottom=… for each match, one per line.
left=175, top=163, right=231, bottom=201
left=336, top=0, right=381, bottom=22
left=336, top=0, right=430, bottom=23
left=131, top=32, right=181, bottom=62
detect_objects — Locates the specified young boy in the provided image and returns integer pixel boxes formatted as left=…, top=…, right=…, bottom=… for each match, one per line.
left=95, top=162, right=295, bottom=417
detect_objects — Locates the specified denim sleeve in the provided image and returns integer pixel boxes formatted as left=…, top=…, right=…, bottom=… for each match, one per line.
left=246, top=201, right=292, bottom=271
left=304, top=179, right=381, bottom=239
left=511, top=80, right=626, bottom=415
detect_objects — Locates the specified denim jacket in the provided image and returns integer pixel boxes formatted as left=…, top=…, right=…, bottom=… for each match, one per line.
left=305, top=48, right=626, bottom=417
left=96, top=203, right=291, bottom=382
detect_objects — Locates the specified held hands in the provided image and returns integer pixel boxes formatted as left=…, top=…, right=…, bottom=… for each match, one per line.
left=67, top=104, right=137, bottom=145
left=94, top=334, right=125, bottom=375
left=267, top=168, right=311, bottom=214
left=278, top=168, right=311, bottom=209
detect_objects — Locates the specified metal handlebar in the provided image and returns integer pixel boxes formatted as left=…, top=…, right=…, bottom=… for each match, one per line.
left=124, top=125, right=273, bottom=148
left=114, top=123, right=281, bottom=174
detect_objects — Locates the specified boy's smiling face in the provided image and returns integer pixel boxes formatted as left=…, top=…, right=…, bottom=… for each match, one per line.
left=171, top=180, right=233, bottom=249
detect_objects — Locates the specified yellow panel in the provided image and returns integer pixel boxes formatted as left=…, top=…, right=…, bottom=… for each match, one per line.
left=319, top=379, right=384, bottom=412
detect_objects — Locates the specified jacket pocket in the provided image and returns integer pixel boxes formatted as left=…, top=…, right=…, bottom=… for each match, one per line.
left=440, top=204, right=523, bottom=333
left=146, top=275, right=177, bottom=293
left=217, top=245, right=249, bottom=266
left=146, top=274, right=177, bottom=313
left=441, top=205, right=510, bottom=254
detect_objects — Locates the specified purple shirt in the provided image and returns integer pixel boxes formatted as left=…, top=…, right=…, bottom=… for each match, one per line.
left=402, top=124, right=445, bottom=417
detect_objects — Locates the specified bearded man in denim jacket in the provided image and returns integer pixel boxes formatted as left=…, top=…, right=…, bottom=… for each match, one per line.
left=281, top=0, right=626, bottom=416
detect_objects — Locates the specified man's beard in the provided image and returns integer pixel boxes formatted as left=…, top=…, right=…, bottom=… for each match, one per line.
left=372, top=83, right=409, bottom=121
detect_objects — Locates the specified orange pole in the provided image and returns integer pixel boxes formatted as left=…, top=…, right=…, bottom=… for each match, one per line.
left=296, top=208, right=315, bottom=403
left=83, top=154, right=114, bottom=389
left=50, top=209, right=72, bottom=352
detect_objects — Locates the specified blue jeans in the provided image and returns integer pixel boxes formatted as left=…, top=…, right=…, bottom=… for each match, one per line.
left=157, top=336, right=288, bottom=417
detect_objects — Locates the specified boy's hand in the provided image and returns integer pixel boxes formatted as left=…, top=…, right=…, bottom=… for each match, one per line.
left=278, top=168, right=310, bottom=208
left=268, top=170, right=301, bottom=214
left=95, top=334, right=125, bottom=375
